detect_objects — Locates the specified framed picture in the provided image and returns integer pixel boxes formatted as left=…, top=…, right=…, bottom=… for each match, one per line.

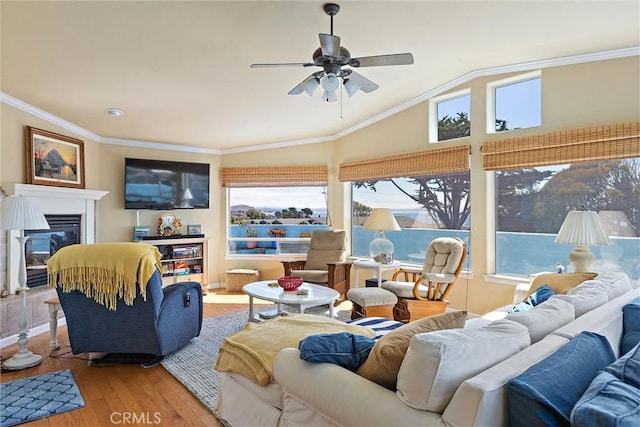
left=133, top=226, right=151, bottom=241
left=26, top=126, right=85, bottom=189
left=187, top=224, right=202, bottom=235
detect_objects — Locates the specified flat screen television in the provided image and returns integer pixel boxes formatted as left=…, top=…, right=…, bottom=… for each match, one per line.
left=124, top=158, right=210, bottom=210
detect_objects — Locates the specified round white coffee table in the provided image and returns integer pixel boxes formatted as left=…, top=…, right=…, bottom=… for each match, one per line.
left=242, top=280, right=340, bottom=322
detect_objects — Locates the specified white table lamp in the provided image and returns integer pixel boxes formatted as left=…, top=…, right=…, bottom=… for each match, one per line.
left=1, top=195, right=50, bottom=370
left=364, top=208, right=401, bottom=264
left=181, top=188, right=193, bottom=208
left=554, top=210, right=611, bottom=273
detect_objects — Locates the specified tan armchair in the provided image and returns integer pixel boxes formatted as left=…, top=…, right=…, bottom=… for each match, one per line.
left=382, top=237, right=466, bottom=322
left=281, top=230, right=351, bottom=304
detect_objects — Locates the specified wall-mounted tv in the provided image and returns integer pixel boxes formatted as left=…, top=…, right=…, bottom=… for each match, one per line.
left=124, top=158, right=210, bottom=210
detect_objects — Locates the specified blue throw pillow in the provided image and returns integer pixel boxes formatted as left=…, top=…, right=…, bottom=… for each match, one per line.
left=509, top=284, right=556, bottom=314
left=298, top=332, right=376, bottom=371
left=507, top=331, right=615, bottom=427
left=605, top=342, right=640, bottom=389
left=622, top=298, right=640, bottom=355
left=571, top=371, right=640, bottom=427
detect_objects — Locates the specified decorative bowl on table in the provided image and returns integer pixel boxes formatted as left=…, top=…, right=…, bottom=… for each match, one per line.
left=278, top=276, right=303, bottom=291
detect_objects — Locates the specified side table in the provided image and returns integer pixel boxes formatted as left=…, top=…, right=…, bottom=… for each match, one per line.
left=353, top=260, right=401, bottom=288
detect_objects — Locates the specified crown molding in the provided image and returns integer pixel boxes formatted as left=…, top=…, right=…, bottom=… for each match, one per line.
left=221, top=135, right=335, bottom=154
left=0, top=93, right=102, bottom=142
left=100, top=137, right=221, bottom=155
left=3, top=46, right=638, bottom=155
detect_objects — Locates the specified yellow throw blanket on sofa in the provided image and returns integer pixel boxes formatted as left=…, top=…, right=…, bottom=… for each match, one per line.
left=47, top=242, right=162, bottom=311
left=215, top=314, right=376, bottom=386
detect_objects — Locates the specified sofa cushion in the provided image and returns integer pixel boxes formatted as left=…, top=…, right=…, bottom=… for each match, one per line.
left=604, top=343, right=640, bottom=389
left=356, top=311, right=467, bottom=390
left=622, top=298, right=640, bottom=355
left=509, top=284, right=555, bottom=313
left=396, top=319, right=529, bottom=413
left=298, top=332, right=376, bottom=371
left=507, top=331, right=615, bottom=427
left=570, top=371, right=640, bottom=427
left=568, top=271, right=633, bottom=301
left=505, top=298, right=575, bottom=343
left=526, top=272, right=598, bottom=297
left=549, top=287, right=608, bottom=317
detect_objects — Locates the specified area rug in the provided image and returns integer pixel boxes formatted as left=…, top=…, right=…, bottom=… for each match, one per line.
left=160, top=308, right=351, bottom=420
left=0, top=369, right=85, bottom=427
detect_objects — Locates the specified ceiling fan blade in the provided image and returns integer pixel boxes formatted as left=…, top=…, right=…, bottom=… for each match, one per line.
left=343, top=71, right=379, bottom=96
left=319, top=33, right=341, bottom=58
left=251, top=62, right=316, bottom=68
left=349, top=53, right=414, bottom=68
left=288, top=74, right=321, bottom=96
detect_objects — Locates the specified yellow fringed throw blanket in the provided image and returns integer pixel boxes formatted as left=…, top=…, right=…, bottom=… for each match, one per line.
left=215, top=314, right=376, bottom=386
left=47, top=242, right=162, bottom=311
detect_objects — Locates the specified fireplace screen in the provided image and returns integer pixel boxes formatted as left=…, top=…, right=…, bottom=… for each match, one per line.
left=25, top=215, right=81, bottom=287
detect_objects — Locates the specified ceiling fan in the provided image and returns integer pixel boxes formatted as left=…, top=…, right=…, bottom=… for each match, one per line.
left=250, top=3, right=414, bottom=102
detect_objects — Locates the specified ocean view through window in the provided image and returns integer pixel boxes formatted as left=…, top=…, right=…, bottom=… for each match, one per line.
left=496, top=159, right=640, bottom=280
left=351, top=172, right=471, bottom=268
left=227, top=187, right=328, bottom=256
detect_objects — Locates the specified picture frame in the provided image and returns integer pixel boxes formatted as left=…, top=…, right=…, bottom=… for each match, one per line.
left=187, top=224, right=202, bottom=235
left=133, top=225, right=151, bottom=241
left=26, top=126, right=85, bottom=189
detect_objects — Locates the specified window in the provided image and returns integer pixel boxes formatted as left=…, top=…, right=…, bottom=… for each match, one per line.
left=485, top=121, right=640, bottom=280
left=430, top=90, right=471, bottom=142
left=221, top=165, right=329, bottom=257
left=488, top=71, right=541, bottom=133
left=340, top=146, right=471, bottom=266
left=351, top=172, right=471, bottom=266
left=495, top=159, right=639, bottom=280
left=227, top=187, right=328, bottom=256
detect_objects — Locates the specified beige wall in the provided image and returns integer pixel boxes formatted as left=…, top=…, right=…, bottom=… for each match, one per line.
left=2, top=55, right=639, bottom=315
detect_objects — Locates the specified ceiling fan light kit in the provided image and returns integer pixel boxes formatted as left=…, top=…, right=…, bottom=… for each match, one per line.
left=251, top=3, right=414, bottom=102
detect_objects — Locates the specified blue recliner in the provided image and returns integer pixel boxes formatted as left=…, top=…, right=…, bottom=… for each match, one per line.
left=49, top=243, right=202, bottom=359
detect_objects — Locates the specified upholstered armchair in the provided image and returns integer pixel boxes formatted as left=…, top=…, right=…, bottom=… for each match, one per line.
left=382, top=237, right=466, bottom=322
left=48, top=243, right=202, bottom=360
left=281, top=230, right=351, bottom=303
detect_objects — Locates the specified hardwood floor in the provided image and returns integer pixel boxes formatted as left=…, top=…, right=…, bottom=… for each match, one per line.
left=0, top=290, right=277, bottom=427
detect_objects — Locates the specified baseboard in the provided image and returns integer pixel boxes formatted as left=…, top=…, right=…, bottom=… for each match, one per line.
left=0, top=318, right=66, bottom=350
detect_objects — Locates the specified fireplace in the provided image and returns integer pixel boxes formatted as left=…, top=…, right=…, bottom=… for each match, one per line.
left=2, top=183, right=108, bottom=294
left=25, top=215, right=82, bottom=287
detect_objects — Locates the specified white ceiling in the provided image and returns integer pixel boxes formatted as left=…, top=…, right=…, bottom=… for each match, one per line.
left=2, top=1, right=639, bottom=153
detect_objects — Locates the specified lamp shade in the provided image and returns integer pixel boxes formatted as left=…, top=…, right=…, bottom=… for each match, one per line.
left=554, top=211, right=611, bottom=246
left=182, top=188, right=193, bottom=200
left=0, top=196, right=49, bottom=231
left=363, top=208, right=401, bottom=231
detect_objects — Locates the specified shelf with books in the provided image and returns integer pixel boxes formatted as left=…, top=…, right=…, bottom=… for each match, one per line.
left=139, top=237, right=209, bottom=295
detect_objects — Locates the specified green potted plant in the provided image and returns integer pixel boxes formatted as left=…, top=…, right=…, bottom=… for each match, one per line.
left=246, top=226, right=258, bottom=249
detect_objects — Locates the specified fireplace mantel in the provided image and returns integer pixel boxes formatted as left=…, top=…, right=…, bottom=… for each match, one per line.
left=2, top=183, right=108, bottom=293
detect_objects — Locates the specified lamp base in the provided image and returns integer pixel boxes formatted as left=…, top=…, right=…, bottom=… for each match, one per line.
left=568, top=244, right=595, bottom=273
left=1, top=348, right=42, bottom=370
left=369, top=232, right=394, bottom=264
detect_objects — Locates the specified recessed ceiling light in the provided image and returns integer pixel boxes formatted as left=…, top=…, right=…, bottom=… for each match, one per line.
left=105, top=108, right=124, bottom=117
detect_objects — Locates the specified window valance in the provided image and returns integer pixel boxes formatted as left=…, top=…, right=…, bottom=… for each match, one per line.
left=482, top=121, right=640, bottom=171
left=338, top=145, right=471, bottom=182
left=221, top=165, right=328, bottom=188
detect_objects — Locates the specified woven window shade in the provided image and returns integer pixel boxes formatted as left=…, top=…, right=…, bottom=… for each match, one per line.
left=338, top=145, right=471, bottom=182
left=482, top=122, right=640, bottom=171
left=221, top=165, right=328, bottom=188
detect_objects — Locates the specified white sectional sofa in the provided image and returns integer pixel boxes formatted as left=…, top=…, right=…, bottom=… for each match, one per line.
left=216, top=270, right=638, bottom=427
